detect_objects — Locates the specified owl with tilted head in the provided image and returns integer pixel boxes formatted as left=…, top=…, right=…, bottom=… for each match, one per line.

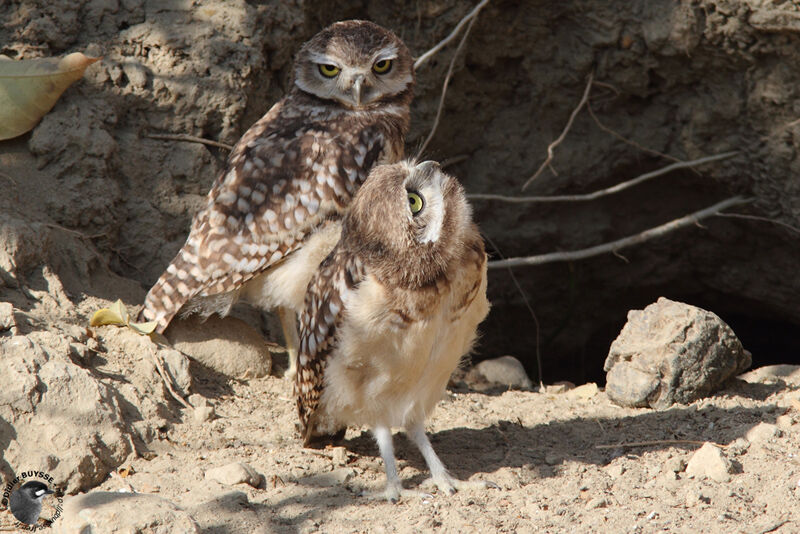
left=296, top=160, right=493, bottom=501
left=140, top=20, right=415, bottom=378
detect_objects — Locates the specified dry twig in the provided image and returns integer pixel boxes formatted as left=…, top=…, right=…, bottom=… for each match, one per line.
left=715, top=212, right=800, bottom=235
left=595, top=439, right=728, bottom=450
left=586, top=101, right=682, bottom=164
left=149, top=346, right=192, bottom=410
left=521, top=70, right=594, bottom=190
left=469, top=151, right=738, bottom=203
left=413, top=0, right=491, bottom=70
left=487, top=196, right=752, bottom=269
left=146, top=132, right=233, bottom=151
left=416, top=9, right=480, bottom=158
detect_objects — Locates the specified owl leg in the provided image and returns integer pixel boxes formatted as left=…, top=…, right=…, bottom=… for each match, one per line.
left=277, top=306, right=299, bottom=380
left=407, top=423, right=497, bottom=495
left=372, top=425, right=405, bottom=502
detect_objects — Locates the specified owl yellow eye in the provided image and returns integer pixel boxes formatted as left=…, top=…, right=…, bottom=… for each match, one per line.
left=372, top=59, right=392, bottom=74
left=408, top=192, right=424, bottom=215
left=318, top=64, right=340, bottom=77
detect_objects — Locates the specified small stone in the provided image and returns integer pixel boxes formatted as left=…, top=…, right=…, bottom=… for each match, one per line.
left=745, top=422, right=781, bottom=443
left=166, top=316, right=272, bottom=379
left=605, top=463, right=626, bottom=478
left=567, top=382, right=599, bottom=399
left=0, top=302, right=15, bottom=330
left=465, top=355, right=533, bottom=390
left=204, top=462, right=261, bottom=488
left=685, top=490, right=711, bottom=507
left=122, top=62, right=148, bottom=88
left=739, top=364, right=800, bottom=385
left=193, top=405, right=215, bottom=423
left=586, top=497, right=608, bottom=509
left=604, top=298, right=750, bottom=409
left=188, top=393, right=209, bottom=408
left=663, top=456, right=686, bottom=473
left=160, top=348, right=192, bottom=396
left=54, top=492, right=199, bottom=534
left=685, top=442, right=732, bottom=483
left=331, top=446, right=348, bottom=466
left=776, top=414, right=795, bottom=430
left=727, top=437, right=750, bottom=456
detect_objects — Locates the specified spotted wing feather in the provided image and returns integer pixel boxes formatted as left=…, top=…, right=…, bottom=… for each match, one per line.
left=295, top=247, right=365, bottom=445
left=141, top=98, right=386, bottom=332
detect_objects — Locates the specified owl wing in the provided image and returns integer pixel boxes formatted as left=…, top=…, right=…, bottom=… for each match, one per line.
left=295, top=247, right=366, bottom=445
left=141, top=99, right=386, bottom=332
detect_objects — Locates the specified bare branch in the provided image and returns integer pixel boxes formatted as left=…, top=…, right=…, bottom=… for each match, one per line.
left=521, top=71, right=595, bottom=190
left=469, top=151, right=738, bottom=203
left=416, top=11, right=479, bottom=158
left=413, top=0, right=491, bottom=70
left=487, top=196, right=752, bottom=269
left=586, top=101, right=682, bottom=164
left=146, top=132, right=233, bottom=151
left=716, top=212, right=800, bottom=235
left=595, top=439, right=728, bottom=450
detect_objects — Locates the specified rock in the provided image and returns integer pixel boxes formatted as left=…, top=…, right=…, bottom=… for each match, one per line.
left=159, top=347, right=192, bottom=396
left=586, top=497, right=608, bottom=509
left=0, top=302, right=14, bottom=331
left=567, top=382, right=599, bottom=400
left=604, top=463, right=626, bottom=478
left=685, top=442, right=733, bottom=483
left=604, top=298, right=750, bottom=409
left=204, top=462, right=261, bottom=488
left=193, top=405, right=215, bottom=423
left=663, top=457, right=686, bottom=474
left=331, top=446, right=349, bottom=466
left=465, top=356, right=533, bottom=390
left=0, top=336, right=133, bottom=493
left=54, top=492, right=199, bottom=534
left=745, top=422, right=781, bottom=443
left=739, top=365, right=800, bottom=385
left=165, top=315, right=272, bottom=379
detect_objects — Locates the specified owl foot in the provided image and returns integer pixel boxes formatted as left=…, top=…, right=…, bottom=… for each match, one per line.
left=420, top=475, right=499, bottom=496
left=362, top=484, right=433, bottom=503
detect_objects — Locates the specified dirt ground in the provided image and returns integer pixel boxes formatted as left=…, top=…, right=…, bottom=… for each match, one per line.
left=3, top=0, right=800, bottom=532
left=4, top=296, right=800, bottom=533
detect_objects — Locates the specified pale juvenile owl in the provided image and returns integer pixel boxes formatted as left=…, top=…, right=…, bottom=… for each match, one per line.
left=140, top=21, right=415, bottom=377
left=296, top=160, right=492, bottom=501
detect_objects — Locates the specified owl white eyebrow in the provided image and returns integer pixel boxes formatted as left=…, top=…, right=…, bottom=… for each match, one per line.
left=372, top=45, right=399, bottom=62
left=308, top=53, right=341, bottom=66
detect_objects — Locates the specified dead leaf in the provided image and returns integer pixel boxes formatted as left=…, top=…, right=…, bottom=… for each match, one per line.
left=118, top=466, right=134, bottom=478
left=89, top=298, right=157, bottom=336
left=0, top=52, right=100, bottom=140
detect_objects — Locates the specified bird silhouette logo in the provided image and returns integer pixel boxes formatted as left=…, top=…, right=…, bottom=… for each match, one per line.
left=8, top=480, right=54, bottom=525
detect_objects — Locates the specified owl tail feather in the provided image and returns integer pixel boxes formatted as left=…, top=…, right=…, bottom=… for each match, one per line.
left=139, top=247, right=202, bottom=334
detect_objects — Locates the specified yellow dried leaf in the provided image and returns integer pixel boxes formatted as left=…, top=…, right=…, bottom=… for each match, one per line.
left=89, top=307, right=125, bottom=327
left=129, top=320, right=158, bottom=335
left=0, top=52, right=100, bottom=140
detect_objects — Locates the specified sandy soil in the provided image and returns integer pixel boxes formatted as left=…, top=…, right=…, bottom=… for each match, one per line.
left=4, top=294, right=799, bottom=533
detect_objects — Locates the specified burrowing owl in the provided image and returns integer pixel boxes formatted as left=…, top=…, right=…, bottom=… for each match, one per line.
left=296, top=160, right=491, bottom=501
left=140, top=21, right=414, bottom=377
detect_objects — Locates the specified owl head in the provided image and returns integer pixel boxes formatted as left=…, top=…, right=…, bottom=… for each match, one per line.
left=294, top=20, right=414, bottom=110
left=343, top=160, right=474, bottom=287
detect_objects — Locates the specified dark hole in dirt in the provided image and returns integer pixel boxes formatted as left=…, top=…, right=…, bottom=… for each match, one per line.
left=479, top=288, right=800, bottom=387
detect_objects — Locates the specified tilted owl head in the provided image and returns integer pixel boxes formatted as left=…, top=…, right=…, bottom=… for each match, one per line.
left=343, top=160, right=474, bottom=287
left=294, top=20, right=414, bottom=109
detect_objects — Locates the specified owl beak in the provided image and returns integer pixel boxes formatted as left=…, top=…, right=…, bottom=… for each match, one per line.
left=352, top=74, right=365, bottom=106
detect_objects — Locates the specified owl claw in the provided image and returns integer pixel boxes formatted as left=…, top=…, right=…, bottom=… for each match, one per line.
left=422, top=476, right=498, bottom=495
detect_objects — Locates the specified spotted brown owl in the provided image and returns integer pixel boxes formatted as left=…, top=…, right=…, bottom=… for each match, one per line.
left=296, top=160, right=492, bottom=501
left=140, top=21, right=415, bottom=377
